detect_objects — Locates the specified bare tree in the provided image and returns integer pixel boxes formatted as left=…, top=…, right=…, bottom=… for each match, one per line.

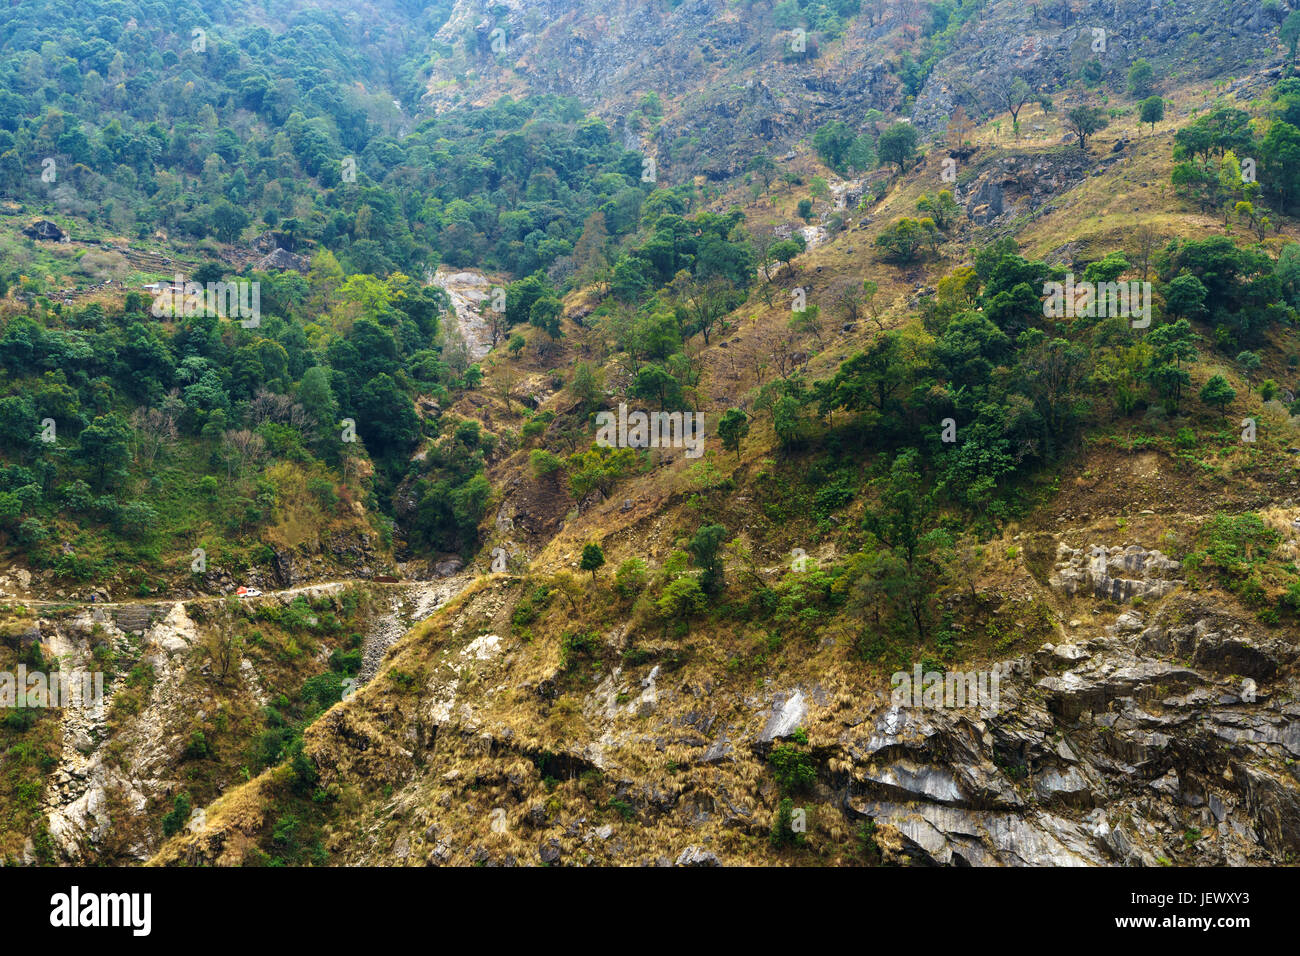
left=482, top=300, right=508, bottom=349
left=947, top=535, right=986, bottom=602
left=571, top=210, right=611, bottom=289
left=829, top=276, right=865, bottom=325
left=773, top=338, right=810, bottom=378
left=1131, top=224, right=1160, bottom=281
left=672, top=274, right=735, bottom=346
left=203, top=627, right=243, bottom=685
left=862, top=279, right=886, bottom=332
left=573, top=317, right=608, bottom=359
left=748, top=224, right=778, bottom=282
left=989, top=75, right=1036, bottom=136
left=441, top=327, right=472, bottom=376
left=489, top=360, right=517, bottom=411
left=130, top=406, right=178, bottom=470
left=221, top=429, right=267, bottom=479
left=946, top=104, right=976, bottom=151
left=250, top=389, right=312, bottom=430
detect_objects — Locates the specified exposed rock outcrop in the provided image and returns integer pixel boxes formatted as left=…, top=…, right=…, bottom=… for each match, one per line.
left=23, top=219, right=66, bottom=242
left=1050, top=542, right=1183, bottom=603
left=255, top=247, right=309, bottom=272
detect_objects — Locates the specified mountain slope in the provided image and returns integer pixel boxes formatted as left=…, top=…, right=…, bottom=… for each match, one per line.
left=5, top=0, right=1300, bottom=868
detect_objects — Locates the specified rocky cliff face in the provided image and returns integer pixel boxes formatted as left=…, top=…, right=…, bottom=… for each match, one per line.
left=422, top=0, right=1284, bottom=179
left=853, top=596, right=1299, bottom=866
left=14, top=581, right=458, bottom=864
left=424, top=0, right=903, bottom=179
left=912, top=0, right=1285, bottom=133
left=148, top=526, right=1300, bottom=868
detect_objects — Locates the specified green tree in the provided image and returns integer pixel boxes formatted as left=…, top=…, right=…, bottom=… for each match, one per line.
left=916, top=190, right=959, bottom=231
left=1149, top=318, right=1201, bottom=368
left=1065, top=105, right=1109, bottom=152
left=769, top=238, right=804, bottom=271
left=1261, top=120, right=1300, bottom=213
left=630, top=364, right=684, bottom=409
left=877, top=121, right=918, bottom=173
left=1140, top=96, right=1165, bottom=135
left=0, top=395, right=37, bottom=452
left=688, top=523, right=727, bottom=594
left=1163, top=275, right=1208, bottom=319
left=1127, top=59, right=1155, bottom=98
left=994, top=75, right=1036, bottom=134
left=747, top=152, right=777, bottom=190
left=816, top=331, right=908, bottom=417
left=529, top=448, right=563, bottom=479
left=580, top=543, right=606, bottom=581
left=875, top=218, right=932, bottom=262
left=77, top=414, right=132, bottom=488
left=297, top=366, right=339, bottom=443
left=1147, top=362, right=1192, bottom=411
left=210, top=199, right=250, bottom=243
left=614, top=558, right=648, bottom=597
left=772, top=393, right=804, bottom=449
left=1236, top=350, right=1262, bottom=391
left=861, top=449, right=947, bottom=640
left=770, top=796, right=805, bottom=848
left=161, top=792, right=193, bottom=837
left=505, top=275, right=550, bottom=327
left=813, top=120, right=857, bottom=174
left=1200, top=374, right=1236, bottom=410
left=569, top=361, right=604, bottom=412
left=717, top=408, right=750, bottom=459
left=656, top=575, right=706, bottom=627
left=529, top=296, right=564, bottom=340
left=353, top=373, right=420, bottom=458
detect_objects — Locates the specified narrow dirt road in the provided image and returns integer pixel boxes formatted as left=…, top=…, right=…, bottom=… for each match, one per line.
left=8, top=577, right=418, bottom=611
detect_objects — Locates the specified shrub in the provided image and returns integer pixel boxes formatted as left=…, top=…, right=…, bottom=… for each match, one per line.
left=115, top=501, right=159, bottom=540
left=656, top=575, right=706, bottom=624
left=161, top=792, right=192, bottom=837
left=614, top=558, right=648, bottom=597
left=308, top=477, right=338, bottom=509
left=62, top=480, right=93, bottom=511
left=560, top=630, right=601, bottom=671
left=768, top=743, right=816, bottom=792
left=183, top=729, right=210, bottom=760
left=529, top=448, right=563, bottom=479
left=16, top=518, right=46, bottom=547
left=769, top=796, right=806, bottom=848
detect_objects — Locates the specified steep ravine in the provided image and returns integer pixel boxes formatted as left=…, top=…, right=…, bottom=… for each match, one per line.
left=24, top=579, right=472, bottom=864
